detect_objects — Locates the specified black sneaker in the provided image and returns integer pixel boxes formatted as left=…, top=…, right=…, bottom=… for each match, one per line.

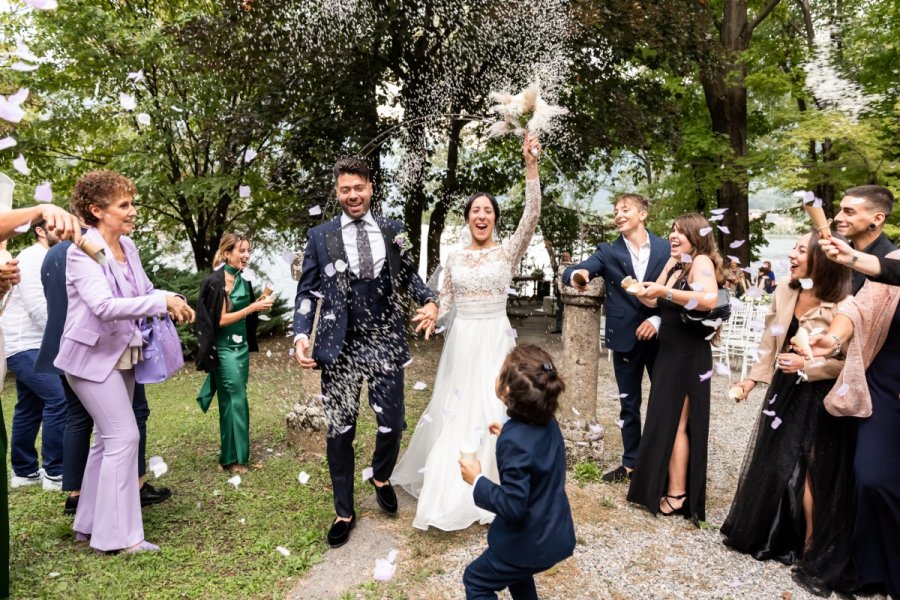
left=140, top=483, right=172, bottom=507
left=64, top=494, right=79, bottom=515
left=601, top=465, right=632, bottom=483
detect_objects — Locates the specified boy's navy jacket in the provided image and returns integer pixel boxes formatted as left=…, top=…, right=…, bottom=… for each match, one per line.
left=473, top=417, right=576, bottom=570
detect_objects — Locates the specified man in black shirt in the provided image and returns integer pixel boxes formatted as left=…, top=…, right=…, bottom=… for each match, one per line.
left=833, top=185, right=897, bottom=294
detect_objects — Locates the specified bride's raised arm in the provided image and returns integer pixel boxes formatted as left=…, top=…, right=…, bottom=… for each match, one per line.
left=504, top=134, right=542, bottom=267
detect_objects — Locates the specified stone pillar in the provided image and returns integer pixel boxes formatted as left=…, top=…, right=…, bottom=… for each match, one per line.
left=557, top=266, right=605, bottom=464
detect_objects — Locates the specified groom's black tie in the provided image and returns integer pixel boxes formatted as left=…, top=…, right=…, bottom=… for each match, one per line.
left=354, top=219, right=375, bottom=279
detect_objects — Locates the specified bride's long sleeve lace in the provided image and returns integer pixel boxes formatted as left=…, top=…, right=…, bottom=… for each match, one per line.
left=503, top=178, right=542, bottom=268
left=437, top=257, right=455, bottom=323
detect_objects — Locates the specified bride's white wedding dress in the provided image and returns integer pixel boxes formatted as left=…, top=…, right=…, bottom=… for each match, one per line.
left=391, top=178, right=541, bottom=531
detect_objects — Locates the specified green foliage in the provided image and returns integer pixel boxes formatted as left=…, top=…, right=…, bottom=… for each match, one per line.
left=573, top=461, right=602, bottom=485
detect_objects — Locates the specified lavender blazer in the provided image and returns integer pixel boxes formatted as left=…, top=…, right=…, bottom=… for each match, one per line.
left=53, top=228, right=168, bottom=383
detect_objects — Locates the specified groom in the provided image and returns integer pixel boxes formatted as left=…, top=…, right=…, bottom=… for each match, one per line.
left=293, top=158, right=438, bottom=548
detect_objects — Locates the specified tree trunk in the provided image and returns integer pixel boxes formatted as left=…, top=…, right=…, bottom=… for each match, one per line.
left=427, top=117, right=465, bottom=277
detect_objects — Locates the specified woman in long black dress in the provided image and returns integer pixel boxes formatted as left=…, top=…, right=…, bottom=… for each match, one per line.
left=810, top=237, right=900, bottom=598
left=626, top=212, right=725, bottom=525
left=720, top=231, right=856, bottom=593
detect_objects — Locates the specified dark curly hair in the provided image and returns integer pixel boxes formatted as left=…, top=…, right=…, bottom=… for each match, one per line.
left=497, top=344, right=565, bottom=426
left=70, top=170, right=137, bottom=226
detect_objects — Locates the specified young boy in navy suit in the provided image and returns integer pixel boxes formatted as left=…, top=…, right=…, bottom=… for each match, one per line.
left=459, top=344, right=575, bottom=600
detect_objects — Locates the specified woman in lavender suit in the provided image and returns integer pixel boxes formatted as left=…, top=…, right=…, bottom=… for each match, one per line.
left=53, top=171, right=193, bottom=553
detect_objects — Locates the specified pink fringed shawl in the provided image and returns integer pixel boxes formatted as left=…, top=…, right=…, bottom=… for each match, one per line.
left=825, top=249, right=900, bottom=417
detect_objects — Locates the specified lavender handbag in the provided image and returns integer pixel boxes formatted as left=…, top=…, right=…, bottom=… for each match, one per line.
left=135, top=315, right=185, bottom=384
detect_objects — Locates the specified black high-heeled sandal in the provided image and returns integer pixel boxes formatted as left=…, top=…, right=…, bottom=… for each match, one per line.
left=659, top=493, right=687, bottom=516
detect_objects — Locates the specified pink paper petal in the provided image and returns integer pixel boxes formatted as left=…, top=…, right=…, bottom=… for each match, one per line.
left=718, top=225, right=730, bottom=234
left=729, top=240, right=746, bottom=249
left=0, top=136, right=16, bottom=151
left=771, top=417, right=782, bottom=429
left=238, top=185, right=251, bottom=198
left=727, top=255, right=741, bottom=264
left=681, top=253, right=693, bottom=263
left=699, top=370, right=713, bottom=382
left=34, top=181, right=52, bottom=202
left=699, top=227, right=713, bottom=236
left=12, top=154, right=29, bottom=175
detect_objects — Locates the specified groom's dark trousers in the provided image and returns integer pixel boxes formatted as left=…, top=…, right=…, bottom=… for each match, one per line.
left=321, top=269, right=405, bottom=518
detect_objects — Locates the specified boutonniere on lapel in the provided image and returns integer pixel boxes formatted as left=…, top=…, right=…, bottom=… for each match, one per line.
left=393, top=232, right=411, bottom=255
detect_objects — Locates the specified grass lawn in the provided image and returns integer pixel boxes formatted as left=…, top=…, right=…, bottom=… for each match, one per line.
left=3, top=336, right=406, bottom=599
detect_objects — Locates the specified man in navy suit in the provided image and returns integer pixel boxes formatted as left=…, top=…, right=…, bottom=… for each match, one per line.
left=293, top=158, right=438, bottom=548
left=563, top=194, right=669, bottom=482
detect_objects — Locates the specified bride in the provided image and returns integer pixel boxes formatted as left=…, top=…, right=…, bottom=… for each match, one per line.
left=391, top=134, right=542, bottom=531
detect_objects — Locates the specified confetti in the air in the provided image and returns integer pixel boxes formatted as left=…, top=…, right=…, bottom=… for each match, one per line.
left=239, top=185, right=251, bottom=198
left=0, top=137, right=15, bottom=151
left=729, top=240, right=746, bottom=249
left=699, top=370, right=713, bottom=382
left=13, top=154, right=29, bottom=175
left=34, top=182, right=52, bottom=203
left=799, top=278, right=813, bottom=289
left=119, top=92, right=136, bottom=111
left=771, top=417, right=783, bottom=429
left=308, top=205, right=322, bottom=216
left=243, top=148, right=258, bottom=162
left=718, top=225, right=730, bottom=234
left=699, top=227, right=712, bottom=236
left=136, top=113, right=151, bottom=126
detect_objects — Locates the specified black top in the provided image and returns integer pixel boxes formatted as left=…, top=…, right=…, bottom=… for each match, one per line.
left=195, top=267, right=259, bottom=372
left=872, top=256, right=900, bottom=287
left=852, top=233, right=897, bottom=294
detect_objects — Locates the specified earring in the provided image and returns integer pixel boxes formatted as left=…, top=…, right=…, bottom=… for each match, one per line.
left=868, top=223, right=877, bottom=231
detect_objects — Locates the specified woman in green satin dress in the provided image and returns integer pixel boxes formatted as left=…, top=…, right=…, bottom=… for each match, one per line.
left=195, top=234, right=273, bottom=474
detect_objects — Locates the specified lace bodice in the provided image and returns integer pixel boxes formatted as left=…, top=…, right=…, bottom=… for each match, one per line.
left=438, top=178, right=541, bottom=320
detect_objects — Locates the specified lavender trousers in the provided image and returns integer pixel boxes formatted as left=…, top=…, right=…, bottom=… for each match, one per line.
left=66, top=369, right=144, bottom=552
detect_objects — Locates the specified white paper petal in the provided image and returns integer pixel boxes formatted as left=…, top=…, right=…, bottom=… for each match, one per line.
left=232, top=334, right=243, bottom=343
left=298, top=298, right=313, bottom=315
left=334, top=259, right=347, bottom=273
left=372, top=403, right=383, bottom=414
left=297, top=471, right=310, bottom=484
left=699, top=227, right=712, bottom=236
left=0, top=136, right=16, bottom=150
left=24, top=0, right=57, bottom=9
left=324, top=263, right=336, bottom=277
left=257, top=314, right=270, bottom=321
left=361, top=466, right=374, bottom=481
left=34, top=181, right=52, bottom=203
left=729, top=240, right=746, bottom=249
left=378, top=426, right=392, bottom=433
left=616, top=419, right=625, bottom=428
left=571, top=406, right=580, bottom=416
left=136, top=112, right=151, bottom=126
left=681, top=253, right=693, bottom=263
left=771, top=417, right=783, bottom=429
left=799, top=278, right=813, bottom=289
left=718, top=225, right=730, bottom=234
left=13, top=154, right=29, bottom=175
left=413, top=381, right=427, bottom=391
left=243, top=148, right=258, bottom=162
left=119, top=92, right=136, bottom=111
left=10, top=61, right=38, bottom=72
left=276, top=546, right=290, bottom=557
left=699, top=370, right=713, bottom=382
left=266, top=350, right=272, bottom=357
left=715, top=362, right=731, bottom=376
left=227, top=475, right=241, bottom=488
left=308, top=205, right=322, bottom=216
left=126, top=70, right=144, bottom=82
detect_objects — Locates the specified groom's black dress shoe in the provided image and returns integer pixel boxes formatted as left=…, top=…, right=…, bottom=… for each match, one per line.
left=327, top=511, right=356, bottom=549
left=369, top=478, right=398, bottom=514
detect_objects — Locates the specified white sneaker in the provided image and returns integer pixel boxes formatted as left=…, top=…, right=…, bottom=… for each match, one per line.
left=11, top=470, right=43, bottom=488
left=42, top=472, right=63, bottom=491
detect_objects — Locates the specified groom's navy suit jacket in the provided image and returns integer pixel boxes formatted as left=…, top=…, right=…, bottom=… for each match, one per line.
left=563, top=233, right=669, bottom=353
left=473, top=417, right=576, bottom=570
left=293, top=215, right=435, bottom=367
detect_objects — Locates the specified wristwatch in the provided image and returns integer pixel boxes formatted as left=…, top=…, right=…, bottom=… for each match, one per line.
left=665, top=289, right=674, bottom=302
left=850, top=252, right=860, bottom=265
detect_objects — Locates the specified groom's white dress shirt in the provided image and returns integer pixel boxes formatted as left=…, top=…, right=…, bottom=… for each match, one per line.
left=341, top=211, right=385, bottom=277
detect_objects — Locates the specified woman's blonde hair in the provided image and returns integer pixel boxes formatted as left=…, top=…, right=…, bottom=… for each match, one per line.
left=213, top=233, right=250, bottom=268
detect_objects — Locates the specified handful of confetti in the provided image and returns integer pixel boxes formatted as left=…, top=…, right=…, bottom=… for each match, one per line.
left=799, top=191, right=831, bottom=239
left=621, top=276, right=641, bottom=295
left=487, top=81, right=567, bottom=150
left=790, top=327, right=813, bottom=359
left=727, top=386, right=746, bottom=402
left=77, top=238, right=107, bottom=265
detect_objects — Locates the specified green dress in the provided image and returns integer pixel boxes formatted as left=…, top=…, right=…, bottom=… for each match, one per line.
left=197, top=265, right=251, bottom=467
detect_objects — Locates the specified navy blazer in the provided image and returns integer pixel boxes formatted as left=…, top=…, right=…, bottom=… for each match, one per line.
left=293, top=215, right=435, bottom=367
left=473, top=418, right=576, bottom=570
left=563, top=232, right=669, bottom=353
left=34, top=239, right=72, bottom=375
